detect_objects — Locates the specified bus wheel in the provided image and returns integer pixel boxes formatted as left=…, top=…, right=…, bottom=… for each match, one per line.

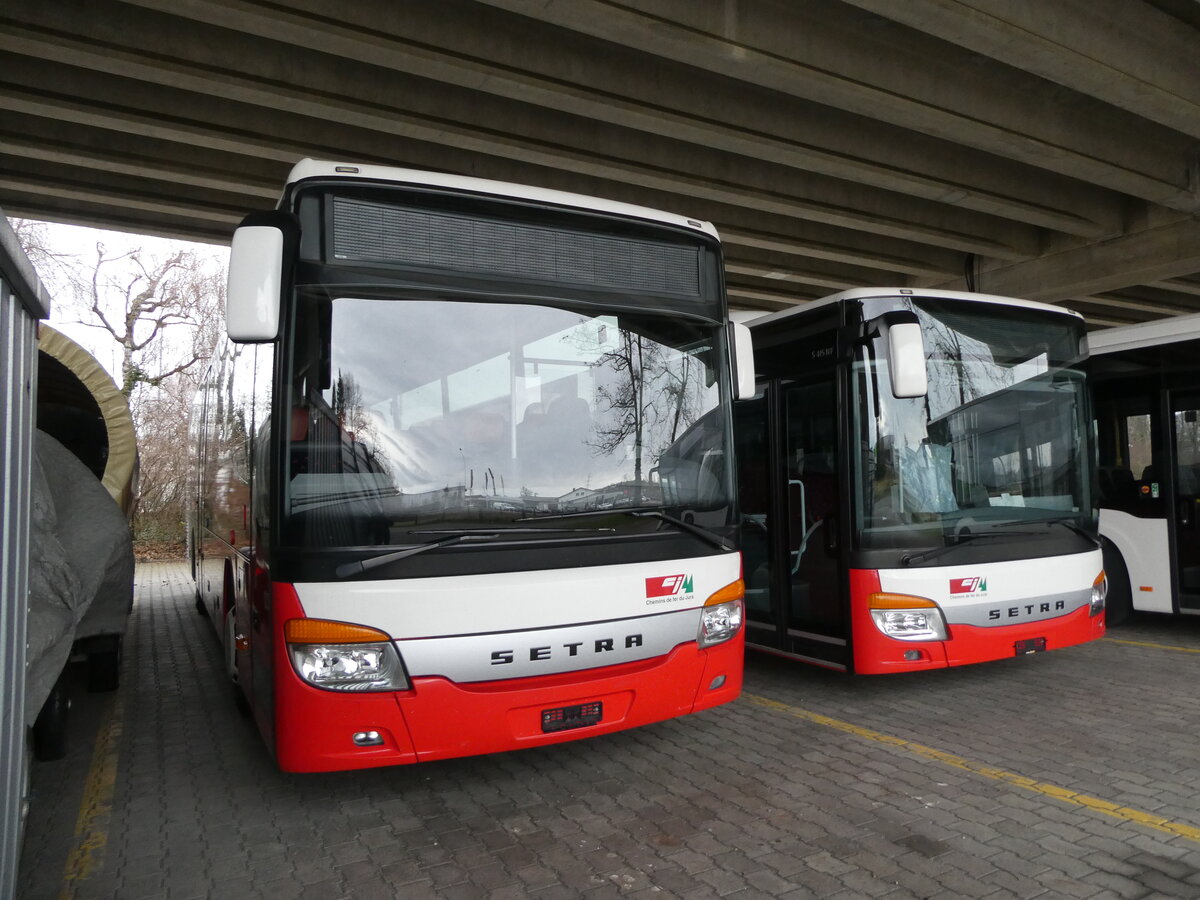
left=32, top=677, right=71, bottom=762
left=232, top=683, right=252, bottom=717
left=1101, top=539, right=1133, bottom=627
left=194, top=590, right=207, bottom=616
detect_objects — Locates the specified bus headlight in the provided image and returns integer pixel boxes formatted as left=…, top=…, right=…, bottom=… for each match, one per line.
left=698, top=579, right=745, bottom=648
left=868, top=593, right=947, bottom=642
left=699, top=600, right=744, bottom=647
left=285, top=619, right=409, bottom=692
left=1090, top=571, right=1107, bottom=616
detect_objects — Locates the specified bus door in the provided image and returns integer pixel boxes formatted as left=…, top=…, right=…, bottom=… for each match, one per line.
left=1170, top=391, right=1200, bottom=610
left=736, top=392, right=776, bottom=646
left=778, top=376, right=847, bottom=668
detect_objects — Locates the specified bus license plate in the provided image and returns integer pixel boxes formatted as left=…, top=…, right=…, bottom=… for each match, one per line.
left=541, top=701, right=602, bottom=733
left=1014, top=637, right=1047, bottom=655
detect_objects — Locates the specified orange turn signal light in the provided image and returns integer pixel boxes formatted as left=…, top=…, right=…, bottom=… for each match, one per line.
left=867, top=592, right=937, bottom=610
left=705, top=578, right=745, bottom=606
left=284, top=618, right=391, bottom=644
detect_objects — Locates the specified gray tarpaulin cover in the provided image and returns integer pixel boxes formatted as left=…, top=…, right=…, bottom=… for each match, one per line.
left=24, top=432, right=134, bottom=721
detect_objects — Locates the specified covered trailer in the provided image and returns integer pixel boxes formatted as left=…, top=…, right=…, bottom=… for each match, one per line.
left=26, top=326, right=137, bottom=759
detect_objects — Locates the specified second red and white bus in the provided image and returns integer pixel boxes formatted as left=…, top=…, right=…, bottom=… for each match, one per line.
left=735, top=288, right=1106, bottom=673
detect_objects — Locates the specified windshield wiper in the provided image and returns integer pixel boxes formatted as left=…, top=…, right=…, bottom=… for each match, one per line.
left=516, top=507, right=734, bottom=552
left=995, top=516, right=1101, bottom=547
left=631, top=509, right=735, bottom=552
left=411, top=527, right=615, bottom=535
left=333, top=525, right=623, bottom=579
left=335, top=532, right=500, bottom=579
left=900, top=530, right=1037, bottom=566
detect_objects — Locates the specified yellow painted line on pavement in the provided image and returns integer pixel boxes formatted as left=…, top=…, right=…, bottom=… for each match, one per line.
left=59, top=689, right=124, bottom=900
left=746, top=692, right=1200, bottom=844
left=1104, top=637, right=1200, bottom=654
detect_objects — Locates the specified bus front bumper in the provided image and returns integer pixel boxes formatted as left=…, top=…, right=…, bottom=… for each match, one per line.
left=273, top=636, right=742, bottom=773
left=851, top=603, right=1105, bottom=675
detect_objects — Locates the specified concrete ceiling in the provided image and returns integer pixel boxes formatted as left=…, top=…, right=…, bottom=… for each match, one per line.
left=2, top=0, right=1199, bottom=327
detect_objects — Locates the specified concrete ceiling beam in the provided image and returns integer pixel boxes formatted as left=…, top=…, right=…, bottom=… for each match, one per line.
left=840, top=0, right=1200, bottom=142
left=725, top=261, right=891, bottom=292
left=0, top=33, right=1042, bottom=259
left=957, top=216, right=1200, bottom=300
left=108, top=0, right=1126, bottom=237
left=478, top=0, right=1199, bottom=210
left=718, top=227, right=958, bottom=281
left=0, top=134, right=278, bottom=201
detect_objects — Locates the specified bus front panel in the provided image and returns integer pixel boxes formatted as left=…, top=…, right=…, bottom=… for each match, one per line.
left=269, top=553, right=743, bottom=772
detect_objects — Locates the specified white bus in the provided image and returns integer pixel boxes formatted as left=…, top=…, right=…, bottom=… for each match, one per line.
left=189, top=160, right=754, bottom=772
left=1090, top=312, right=1200, bottom=623
left=735, top=289, right=1106, bottom=673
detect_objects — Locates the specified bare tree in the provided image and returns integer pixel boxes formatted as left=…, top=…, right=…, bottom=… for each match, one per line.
left=129, top=372, right=198, bottom=541
left=12, top=218, right=228, bottom=545
left=9, top=217, right=87, bottom=302
left=81, top=243, right=223, bottom=397
left=591, top=332, right=652, bottom=483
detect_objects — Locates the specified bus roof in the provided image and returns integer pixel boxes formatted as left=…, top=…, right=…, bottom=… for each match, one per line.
left=746, top=288, right=1082, bottom=329
left=285, top=159, right=720, bottom=241
left=1087, top=311, right=1200, bottom=356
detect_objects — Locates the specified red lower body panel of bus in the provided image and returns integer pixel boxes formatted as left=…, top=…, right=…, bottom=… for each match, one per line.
left=268, top=584, right=743, bottom=773
left=849, top=568, right=1105, bottom=675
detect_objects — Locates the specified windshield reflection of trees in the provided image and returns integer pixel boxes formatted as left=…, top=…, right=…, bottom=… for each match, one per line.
left=859, top=300, right=1088, bottom=550
left=284, top=298, right=729, bottom=548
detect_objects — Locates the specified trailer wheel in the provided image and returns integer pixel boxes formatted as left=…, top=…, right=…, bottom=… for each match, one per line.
left=1101, top=539, right=1133, bottom=627
left=86, top=638, right=122, bottom=693
left=32, top=678, right=70, bottom=762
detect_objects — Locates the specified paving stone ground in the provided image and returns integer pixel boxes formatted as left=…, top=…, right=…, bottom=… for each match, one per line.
left=18, top=561, right=1200, bottom=898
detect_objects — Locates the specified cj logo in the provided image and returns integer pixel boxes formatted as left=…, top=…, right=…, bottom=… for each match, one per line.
left=646, top=574, right=694, bottom=598
left=950, top=576, right=987, bottom=594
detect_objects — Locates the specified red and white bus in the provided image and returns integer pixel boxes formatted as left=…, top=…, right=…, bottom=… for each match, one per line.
left=1090, top=312, right=1200, bottom=623
left=734, top=288, right=1106, bottom=674
left=188, top=160, right=754, bottom=771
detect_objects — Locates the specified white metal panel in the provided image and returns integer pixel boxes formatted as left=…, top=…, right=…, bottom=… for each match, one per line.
left=750, top=287, right=1083, bottom=330
left=1087, top=312, right=1200, bottom=356
left=294, top=552, right=740, bottom=639
left=1099, top=509, right=1174, bottom=613
left=0, top=208, right=44, bottom=900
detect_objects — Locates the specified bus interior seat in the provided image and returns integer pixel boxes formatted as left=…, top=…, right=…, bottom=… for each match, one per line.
left=1106, top=466, right=1135, bottom=504
left=290, top=406, right=310, bottom=441
left=1178, top=465, right=1200, bottom=496
left=517, top=402, right=546, bottom=460
left=962, top=483, right=990, bottom=508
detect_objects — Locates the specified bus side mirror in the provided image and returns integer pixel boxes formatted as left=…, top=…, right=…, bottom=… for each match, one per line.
left=730, top=320, right=757, bottom=400
left=226, top=212, right=299, bottom=343
left=888, top=321, right=927, bottom=398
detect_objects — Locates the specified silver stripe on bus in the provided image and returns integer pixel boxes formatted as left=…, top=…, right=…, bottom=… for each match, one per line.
left=943, top=587, right=1093, bottom=628
left=396, top=607, right=699, bottom=683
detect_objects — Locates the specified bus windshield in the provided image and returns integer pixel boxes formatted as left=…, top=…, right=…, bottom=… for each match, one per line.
left=854, top=298, right=1092, bottom=551
left=283, top=291, right=731, bottom=548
